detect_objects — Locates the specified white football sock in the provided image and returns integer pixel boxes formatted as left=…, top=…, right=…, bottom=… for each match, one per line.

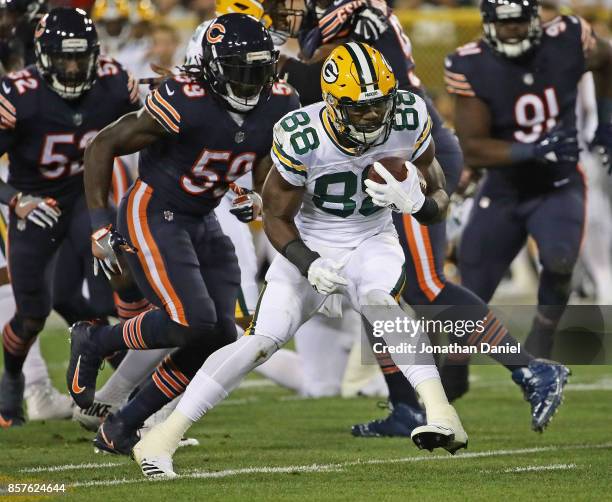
left=23, top=338, right=50, bottom=388
left=255, top=349, right=303, bottom=392
left=176, top=334, right=277, bottom=422
left=142, top=409, right=192, bottom=456
left=96, top=348, right=171, bottom=403
left=414, top=377, right=450, bottom=420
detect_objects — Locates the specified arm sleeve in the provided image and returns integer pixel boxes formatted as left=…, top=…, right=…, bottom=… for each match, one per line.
left=270, top=120, right=308, bottom=187
left=144, top=78, right=182, bottom=135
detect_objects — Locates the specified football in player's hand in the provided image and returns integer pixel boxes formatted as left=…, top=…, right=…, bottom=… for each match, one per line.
left=367, top=157, right=408, bottom=183
left=367, top=157, right=427, bottom=192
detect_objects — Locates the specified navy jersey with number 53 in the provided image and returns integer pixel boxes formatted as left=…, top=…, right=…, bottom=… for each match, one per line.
left=0, top=57, right=140, bottom=203
left=141, top=76, right=300, bottom=215
left=445, top=15, right=595, bottom=190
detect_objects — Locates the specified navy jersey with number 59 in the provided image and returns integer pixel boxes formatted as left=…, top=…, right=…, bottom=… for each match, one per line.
left=141, top=76, right=300, bottom=215
left=445, top=15, right=595, bottom=190
left=0, top=57, right=140, bottom=203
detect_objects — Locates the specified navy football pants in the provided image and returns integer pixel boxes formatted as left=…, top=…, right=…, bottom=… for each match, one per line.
left=118, top=179, right=240, bottom=339
left=459, top=174, right=585, bottom=304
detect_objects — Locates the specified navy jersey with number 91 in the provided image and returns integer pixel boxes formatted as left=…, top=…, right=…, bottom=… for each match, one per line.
left=445, top=15, right=595, bottom=190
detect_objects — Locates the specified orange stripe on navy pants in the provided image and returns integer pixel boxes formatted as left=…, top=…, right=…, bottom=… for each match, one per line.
left=126, top=180, right=188, bottom=325
left=401, top=214, right=444, bottom=302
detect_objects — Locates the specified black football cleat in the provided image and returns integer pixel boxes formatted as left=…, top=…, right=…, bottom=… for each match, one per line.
left=512, top=359, right=571, bottom=432
left=0, top=372, right=25, bottom=428
left=67, top=321, right=104, bottom=409
left=94, top=413, right=140, bottom=455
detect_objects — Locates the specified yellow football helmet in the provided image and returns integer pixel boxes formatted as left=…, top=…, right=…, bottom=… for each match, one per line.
left=92, top=0, right=131, bottom=22
left=215, top=0, right=301, bottom=45
left=321, top=42, right=397, bottom=149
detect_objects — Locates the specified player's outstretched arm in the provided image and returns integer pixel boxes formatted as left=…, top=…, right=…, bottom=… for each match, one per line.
left=84, top=108, right=166, bottom=226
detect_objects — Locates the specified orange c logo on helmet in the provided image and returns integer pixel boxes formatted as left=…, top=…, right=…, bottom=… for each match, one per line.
left=206, top=23, right=226, bottom=44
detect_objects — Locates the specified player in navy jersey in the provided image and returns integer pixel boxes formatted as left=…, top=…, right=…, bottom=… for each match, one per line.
left=268, top=0, right=568, bottom=436
left=69, top=14, right=299, bottom=454
left=0, top=0, right=47, bottom=74
left=446, top=0, right=612, bottom=359
left=0, top=7, right=141, bottom=427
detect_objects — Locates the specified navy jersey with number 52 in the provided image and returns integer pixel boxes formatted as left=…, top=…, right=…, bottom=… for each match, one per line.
left=141, top=76, right=300, bottom=215
left=0, top=57, right=140, bottom=203
left=445, top=15, right=595, bottom=190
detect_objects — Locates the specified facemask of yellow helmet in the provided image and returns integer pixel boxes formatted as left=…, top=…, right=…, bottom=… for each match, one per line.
left=321, top=42, right=397, bottom=150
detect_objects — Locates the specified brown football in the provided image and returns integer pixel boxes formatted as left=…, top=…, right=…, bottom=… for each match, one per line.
left=367, top=157, right=408, bottom=183
left=367, top=157, right=427, bottom=192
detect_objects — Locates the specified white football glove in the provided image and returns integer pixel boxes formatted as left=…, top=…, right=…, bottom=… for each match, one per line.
left=91, top=225, right=137, bottom=280
left=229, top=190, right=262, bottom=223
left=363, top=161, right=425, bottom=214
left=353, top=6, right=389, bottom=42
left=307, top=257, right=348, bottom=295
left=10, top=193, right=61, bottom=229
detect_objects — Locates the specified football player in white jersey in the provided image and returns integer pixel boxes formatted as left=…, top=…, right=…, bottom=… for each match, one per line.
left=133, top=42, right=467, bottom=478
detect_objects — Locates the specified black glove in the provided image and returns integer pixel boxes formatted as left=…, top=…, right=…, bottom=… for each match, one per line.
left=533, top=127, right=580, bottom=164
left=590, top=122, right=612, bottom=174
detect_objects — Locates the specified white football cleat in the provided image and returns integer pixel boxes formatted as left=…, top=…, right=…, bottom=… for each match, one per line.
left=132, top=425, right=179, bottom=478
left=73, top=398, right=120, bottom=432
left=25, top=381, right=73, bottom=420
left=411, top=404, right=468, bottom=455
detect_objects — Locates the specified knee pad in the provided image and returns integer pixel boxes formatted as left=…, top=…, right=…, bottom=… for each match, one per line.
left=361, top=289, right=397, bottom=307
left=540, top=245, right=576, bottom=276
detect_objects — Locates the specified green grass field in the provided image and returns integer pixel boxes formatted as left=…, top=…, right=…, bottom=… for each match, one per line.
left=1, top=325, right=611, bottom=501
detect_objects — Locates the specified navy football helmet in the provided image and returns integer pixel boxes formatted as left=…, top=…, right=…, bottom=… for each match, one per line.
left=34, top=8, right=99, bottom=99
left=201, top=13, right=279, bottom=113
left=480, top=0, right=541, bottom=58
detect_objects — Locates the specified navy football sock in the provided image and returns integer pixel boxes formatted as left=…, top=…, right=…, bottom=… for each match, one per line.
left=362, top=316, right=421, bottom=409
left=428, top=282, right=532, bottom=369
left=2, top=319, right=37, bottom=376
left=116, top=378, right=169, bottom=430
left=90, top=309, right=205, bottom=356
left=117, top=330, right=236, bottom=429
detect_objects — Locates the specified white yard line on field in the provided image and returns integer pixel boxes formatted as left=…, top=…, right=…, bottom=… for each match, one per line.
left=65, top=442, right=612, bottom=489
left=503, top=463, right=577, bottom=473
left=20, top=462, right=125, bottom=473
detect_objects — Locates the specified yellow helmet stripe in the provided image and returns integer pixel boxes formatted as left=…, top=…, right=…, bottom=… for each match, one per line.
left=345, top=42, right=377, bottom=92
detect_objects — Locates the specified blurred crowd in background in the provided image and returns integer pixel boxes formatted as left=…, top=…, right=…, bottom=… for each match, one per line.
left=36, top=0, right=610, bottom=125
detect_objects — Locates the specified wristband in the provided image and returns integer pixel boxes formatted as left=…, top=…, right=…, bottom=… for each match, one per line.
left=509, top=142, right=536, bottom=162
left=282, top=238, right=320, bottom=277
left=89, top=208, right=114, bottom=231
left=413, top=197, right=439, bottom=224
